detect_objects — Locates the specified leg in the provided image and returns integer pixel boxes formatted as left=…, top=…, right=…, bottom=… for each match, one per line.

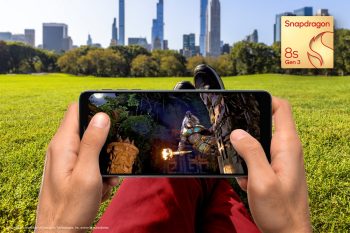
left=94, top=178, right=205, bottom=233
left=200, top=179, right=261, bottom=233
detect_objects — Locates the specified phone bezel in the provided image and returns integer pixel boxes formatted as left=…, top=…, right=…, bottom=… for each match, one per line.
left=79, top=90, right=272, bottom=177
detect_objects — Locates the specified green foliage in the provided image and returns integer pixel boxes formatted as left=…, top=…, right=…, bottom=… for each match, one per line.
left=334, top=29, right=350, bottom=75
left=159, top=55, right=186, bottom=76
left=186, top=55, right=206, bottom=74
left=0, top=41, right=10, bottom=73
left=0, top=41, right=58, bottom=74
left=0, top=74, right=349, bottom=232
left=131, top=55, right=159, bottom=77
left=79, top=49, right=127, bottom=77
left=231, top=41, right=276, bottom=75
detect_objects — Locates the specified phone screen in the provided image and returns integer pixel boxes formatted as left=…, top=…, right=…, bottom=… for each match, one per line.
left=80, top=91, right=271, bottom=176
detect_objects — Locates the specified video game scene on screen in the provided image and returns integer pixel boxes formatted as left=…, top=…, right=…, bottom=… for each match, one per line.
left=88, top=92, right=261, bottom=175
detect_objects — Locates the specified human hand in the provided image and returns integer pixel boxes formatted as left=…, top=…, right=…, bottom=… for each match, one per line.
left=35, top=103, right=119, bottom=233
left=230, top=97, right=311, bottom=233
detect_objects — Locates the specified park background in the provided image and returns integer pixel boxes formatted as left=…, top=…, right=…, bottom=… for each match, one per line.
left=1, top=0, right=350, bottom=232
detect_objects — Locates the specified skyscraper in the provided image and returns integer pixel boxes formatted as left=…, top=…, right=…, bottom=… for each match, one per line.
left=87, top=34, right=92, bottom=46
left=152, top=0, right=164, bottom=50
left=316, top=9, right=330, bottom=16
left=274, top=7, right=313, bottom=43
left=206, top=0, right=221, bottom=57
left=24, top=29, right=35, bottom=47
left=200, top=0, right=208, bottom=56
left=43, top=23, right=72, bottom=53
left=119, top=0, right=125, bottom=45
left=293, top=7, right=313, bottom=16
left=128, top=37, right=151, bottom=51
left=246, top=29, right=258, bottom=43
left=112, top=17, right=118, bottom=43
left=273, top=12, right=295, bottom=43
left=182, top=33, right=196, bottom=57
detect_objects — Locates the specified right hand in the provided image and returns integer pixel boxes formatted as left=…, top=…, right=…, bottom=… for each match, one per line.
left=230, top=97, right=312, bottom=233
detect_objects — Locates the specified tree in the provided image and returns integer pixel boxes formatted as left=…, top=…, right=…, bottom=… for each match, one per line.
left=78, top=49, right=127, bottom=77
left=186, top=55, right=206, bottom=75
left=231, top=41, right=276, bottom=75
left=131, top=55, right=159, bottom=77
left=334, top=29, right=350, bottom=76
left=216, top=54, right=235, bottom=76
left=57, top=49, right=81, bottom=74
left=0, top=41, right=10, bottom=73
left=110, top=45, right=150, bottom=75
left=159, top=55, right=186, bottom=77
left=57, top=46, right=94, bottom=75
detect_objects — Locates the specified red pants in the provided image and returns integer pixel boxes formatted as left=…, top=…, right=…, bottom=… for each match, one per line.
left=94, top=178, right=260, bottom=233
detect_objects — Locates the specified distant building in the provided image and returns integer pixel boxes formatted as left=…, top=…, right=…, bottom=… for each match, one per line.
left=200, top=0, right=208, bottom=56
left=163, top=40, right=168, bottom=50
left=274, top=12, right=295, bottom=43
left=152, top=0, right=164, bottom=50
left=182, top=33, right=196, bottom=57
left=87, top=34, right=92, bottom=46
left=0, top=30, right=35, bottom=46
left=246, top=29, right=258, bottom=43
left=110, top=39, right=118, bottom=47
left=316, top=9, right=330, bottom=16
left=221, top=43, right=231, bottom=54
left=293, top=7, right=313, bottom=16
left=24, top=29, right=35, bottom=47
left=206, top=0, right=221, bottom=57
left=153, top=37, right=162, bottom=50
left=86, top=34, right=101, bottom=47
left=112, top=18, right=118, bottom=43
left=0, top=32, right=12, bottom=41
left=11, top=34, right=27, bottom=44
left=118, top=0, right=125, bottom=45
left=128, top=37, right=150, bottom=51
left=62, top=37, right=73, bottom=51
left=274, top=7, right=313, bottom=43
left=43, top=23, right=72, bottom=53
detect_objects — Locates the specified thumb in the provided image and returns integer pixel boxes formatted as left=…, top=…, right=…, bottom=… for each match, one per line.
left=230, top=129, right=272, bottom=178
left=76, top=113, right=110, bottom=173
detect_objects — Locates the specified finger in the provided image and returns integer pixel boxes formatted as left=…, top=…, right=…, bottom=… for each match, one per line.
left=230, top=130, right=274, bottom=178
left=54, top=103, right=80, bottom=147
left=236, top=177, right=248, bottom=192
left=75, top=113, right=110, bottom=174
left=272, top=97, right=297, bottom=136
left=103, top=177, right=119, bottom=187
left=48, top=103, right=80, bottom=174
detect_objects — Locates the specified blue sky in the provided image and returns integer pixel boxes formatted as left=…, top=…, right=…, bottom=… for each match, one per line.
left=0, top=0, right=349, bottom=49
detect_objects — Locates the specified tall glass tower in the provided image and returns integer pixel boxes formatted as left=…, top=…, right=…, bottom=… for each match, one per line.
left=200, top=0, right=208, bottom=56
left=112, top=18, right=118, bottom=42
left=152, top=0, right=164, bottom=50
left=119, top=0, right=125, bottom=45
left=206, top=0, right=221, bottom=57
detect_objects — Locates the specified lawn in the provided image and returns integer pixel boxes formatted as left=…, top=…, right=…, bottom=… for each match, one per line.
left=0, top=73, right=349, bottom=232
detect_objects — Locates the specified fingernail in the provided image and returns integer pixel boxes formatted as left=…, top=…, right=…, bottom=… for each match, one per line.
left=91, top=113, right=109, bottom=129
left=230, top=129, right=247, bottom=142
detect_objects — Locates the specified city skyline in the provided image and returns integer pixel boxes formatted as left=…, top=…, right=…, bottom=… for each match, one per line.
left=1, top=0, right=350, bottom=50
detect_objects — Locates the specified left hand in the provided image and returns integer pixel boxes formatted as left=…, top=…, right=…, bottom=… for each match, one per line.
left=35, top=103, right=118, bottom=233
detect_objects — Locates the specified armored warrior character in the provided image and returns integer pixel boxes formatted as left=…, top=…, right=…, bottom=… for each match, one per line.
left=177, top=111, right=219, bottom=170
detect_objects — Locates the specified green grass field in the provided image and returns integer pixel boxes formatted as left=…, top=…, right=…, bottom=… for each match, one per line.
left=0, top=73, right=349, bottom=232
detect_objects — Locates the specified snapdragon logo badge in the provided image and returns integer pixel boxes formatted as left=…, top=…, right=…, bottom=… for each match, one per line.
left=281, top=16, right=334, bottom=69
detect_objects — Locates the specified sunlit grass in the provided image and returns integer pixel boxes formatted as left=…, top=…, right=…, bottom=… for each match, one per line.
left=0, top=73, right=349, bottom=232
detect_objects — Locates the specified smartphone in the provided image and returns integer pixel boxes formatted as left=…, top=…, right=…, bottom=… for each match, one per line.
left=79, top=90, right=272, bottom=177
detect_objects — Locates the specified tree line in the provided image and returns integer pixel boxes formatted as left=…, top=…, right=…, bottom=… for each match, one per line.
left=1, top=29, right=350, bottom=76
